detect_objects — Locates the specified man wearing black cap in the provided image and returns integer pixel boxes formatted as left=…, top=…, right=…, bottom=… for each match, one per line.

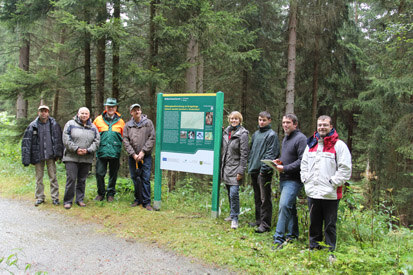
left=21, top=105, right=64, bottom=206
left=93, top=98, right=125, bottom=202
left=123, top=103, right=155, bottom=210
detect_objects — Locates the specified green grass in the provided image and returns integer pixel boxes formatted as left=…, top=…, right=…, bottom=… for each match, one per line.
left=0, top=135, right=412, bottom=274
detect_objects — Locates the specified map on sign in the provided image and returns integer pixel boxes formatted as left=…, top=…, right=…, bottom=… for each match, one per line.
left=180, top=112, right=204, bottom=129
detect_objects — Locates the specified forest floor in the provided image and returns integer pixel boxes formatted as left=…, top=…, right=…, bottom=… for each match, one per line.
left=0, top=197, right=230, bottom=274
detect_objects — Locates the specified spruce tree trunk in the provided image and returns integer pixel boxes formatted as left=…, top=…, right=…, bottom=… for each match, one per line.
left=241, top=69, right=248, bottom=120
left=17, top=36, right=30, bottom=119
left=185, top=35, right=198, bottom=92
left=84, top=35, right=92, bottom=112
left=148, top=0, right=159, bottom=122
left=95, top=3, right=107, bottom=116
left=112, top=0, right=120, bottom=99
left=53, top=29, right=66, bottom=119
left=285, top=0, right=297, bottom=115
left=311, top=37, right=320, bottom=132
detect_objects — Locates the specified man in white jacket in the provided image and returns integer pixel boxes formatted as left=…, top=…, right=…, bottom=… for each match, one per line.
left=300, top=115, right=352, bottom=252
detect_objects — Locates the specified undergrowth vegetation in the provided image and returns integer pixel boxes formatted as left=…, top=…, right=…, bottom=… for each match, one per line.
left=0, top=114, right=411, bottom=274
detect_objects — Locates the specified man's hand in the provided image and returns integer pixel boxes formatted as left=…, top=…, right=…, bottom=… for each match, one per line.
left=273, top=159, right=284, bottom=173
left=137, top=151, right=145, bottom=161
left=77, top=148, right=87, bottom=156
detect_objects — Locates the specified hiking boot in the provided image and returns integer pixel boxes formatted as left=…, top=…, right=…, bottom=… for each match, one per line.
left=231, top=220, right=238, bottom=229
left=107, top=196, right=114, bottom=202
left=34, top=199, right=44, bottom=207
left=64, top=203, right=72, bottom=210
left=224, top=216, right=232, bottom=222
left=144, top=205, right=153, bottom=211
left=94, top=195, right=104, bottom=201
left=131, top=201, right=141, bottom=207
left=52, top=199, right=60, bottom=206
left=248, top=221, right=259, bottom=227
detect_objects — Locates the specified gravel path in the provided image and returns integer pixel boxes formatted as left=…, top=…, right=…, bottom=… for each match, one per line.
left=0, top=198, right=230, bottom=274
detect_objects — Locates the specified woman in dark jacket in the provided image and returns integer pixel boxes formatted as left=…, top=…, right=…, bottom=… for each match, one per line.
left=221, top=111, right=249, bottom=229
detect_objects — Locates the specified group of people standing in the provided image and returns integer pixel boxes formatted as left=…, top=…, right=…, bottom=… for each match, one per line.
left=220, top=111, right=352, bottom=252
left=21, top=99, right=351, bottom=252
left=22, top=98, right=155, bottom=211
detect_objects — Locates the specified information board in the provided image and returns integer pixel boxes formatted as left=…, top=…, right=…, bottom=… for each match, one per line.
left=160, top=94, right=217, bottom=175
left=154, top=92, right=224, bottom=217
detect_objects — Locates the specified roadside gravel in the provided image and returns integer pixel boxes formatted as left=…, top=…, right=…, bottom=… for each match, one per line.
left=0, top=198, right=231, bottom=274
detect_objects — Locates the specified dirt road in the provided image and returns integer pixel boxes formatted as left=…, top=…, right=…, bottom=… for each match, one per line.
left=0, top=198, right=229, bottom=274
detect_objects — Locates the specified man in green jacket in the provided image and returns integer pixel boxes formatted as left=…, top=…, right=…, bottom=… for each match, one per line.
left=248, top=111, right=280, bottom=233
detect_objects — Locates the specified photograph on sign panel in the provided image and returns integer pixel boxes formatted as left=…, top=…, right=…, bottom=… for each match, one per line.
left=205, top=132, right=213, bottom=140
left=205, top=112, right=213, bottom=125
left=180, top=111, right=204, bottom=129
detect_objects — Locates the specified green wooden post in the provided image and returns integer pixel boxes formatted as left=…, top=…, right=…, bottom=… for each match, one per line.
left=153, top=93, right=164, bottom=210
left=211, top=91, right=224, bottom=218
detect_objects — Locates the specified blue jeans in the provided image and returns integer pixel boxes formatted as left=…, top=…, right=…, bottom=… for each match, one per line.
left=226, top=185, right=239, bottom=221
left=273, top=180, right=303, bottom=244
left=128, top=155, right=152, bottom=206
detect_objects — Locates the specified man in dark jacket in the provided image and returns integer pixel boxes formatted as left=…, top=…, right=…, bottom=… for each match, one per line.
left=272, top=114, right=307, bottom=249
left=21, top=105, right=63, bottom=206
left=248, top=111, right=280, bottom=233
left=123, top=103, right=155, bottom=210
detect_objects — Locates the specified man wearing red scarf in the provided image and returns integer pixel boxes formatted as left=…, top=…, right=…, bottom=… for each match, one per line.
left=301, top=115, right=352, bottom=253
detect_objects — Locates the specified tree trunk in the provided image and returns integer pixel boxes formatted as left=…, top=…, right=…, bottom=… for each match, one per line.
left=17, top=36, right=30, bottom=119
left=185, top=35, right=198, bottom=92
left=95, top=3, right=107, bottom=117
left=310, top=36, right=320, bottom=132
left=84, top=34, right=92, bottom=112
left=148, top=0, right=159, bottom=122
left=285, top=0, right=297, bottom=115
left=53, top=29, right=66, bottom=119
left=241, top=69, right=248, bottom=119
left=112, top=0, right=120, bottom=99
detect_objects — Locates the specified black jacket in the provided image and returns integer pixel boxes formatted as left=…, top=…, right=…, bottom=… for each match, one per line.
left=21, top=117, right=63, bottom=166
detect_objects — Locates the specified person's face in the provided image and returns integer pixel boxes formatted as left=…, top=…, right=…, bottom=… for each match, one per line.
left=78, top=109, right=90, bottom=123
left=105, top=105, right=117, bottom=116
left=258, top=116, right=271, bottom=128
left=317, top=119, right=333, bottom=137
left=282, top=117, right=297, bottom=135
left=229, top=115, right=240, bottom=127
left=38, top=109, right=49, bottom=120
left=130, top=107, right=142, bottom=121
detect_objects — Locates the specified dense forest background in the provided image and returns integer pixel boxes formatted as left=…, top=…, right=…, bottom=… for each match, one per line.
left=0, top=0, right=411, bottom=225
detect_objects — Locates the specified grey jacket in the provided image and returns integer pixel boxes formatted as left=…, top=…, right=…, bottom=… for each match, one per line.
left=123, top=115, right=156, bottom=156
left=221, top=126, right=249, bottom=185
left=62, top=116, right=100, bottom=163
left=248, top=125, right=280, bottom=174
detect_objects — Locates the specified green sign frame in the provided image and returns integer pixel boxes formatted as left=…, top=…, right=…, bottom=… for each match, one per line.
left=153, top=92, right=224, bottom=218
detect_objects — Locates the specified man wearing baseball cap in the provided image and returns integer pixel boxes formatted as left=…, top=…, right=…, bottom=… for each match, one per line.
left=123, top=103, right=155, bottom=210
left=21, top=105, right=64, bottom=206
left=93, top=98, right=125, bottom=202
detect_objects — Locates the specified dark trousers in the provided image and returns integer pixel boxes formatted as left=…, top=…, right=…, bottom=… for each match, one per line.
left=63, top=162, right=91, bottom=204
left=96, top=157, right=120, bottom=197
left=251, top=172, right=273, bottom=229
left=128, top=155, right=152, bottom=206
left=308, top=197, right=339, bottom=251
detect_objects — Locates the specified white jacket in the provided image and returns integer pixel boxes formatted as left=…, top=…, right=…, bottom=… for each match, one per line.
left=300, top=138, right=352, bottom=200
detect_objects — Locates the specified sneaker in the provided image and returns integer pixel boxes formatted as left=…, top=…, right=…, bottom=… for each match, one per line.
left=34, top=199, right=44, bottom=207
left=224, top=216, right=232, bottom=222
left=76, top=201, right=86, bottom=207
left=94, top=195, right=104, bottom=201
left=231, top=220, right=238, bottom=229
left=52, top=199, right=60, bottom=206
left=328, top=254, right=336, bottom=264
left=107, top=196, right=114, bottom=202
left=255, top=225, right=269, bottom=233
left=64, top=203, right=72, bottom=210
